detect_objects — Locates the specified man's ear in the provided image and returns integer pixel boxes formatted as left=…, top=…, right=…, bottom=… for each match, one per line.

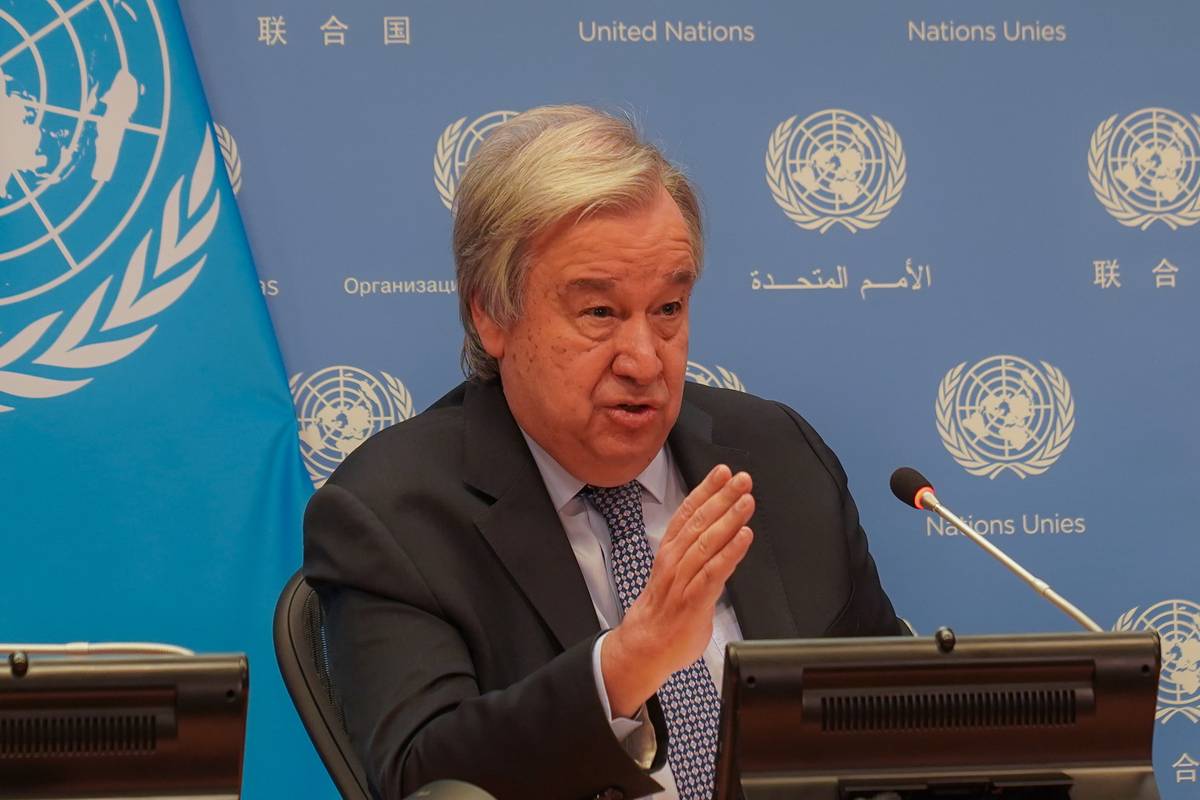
left=470, top=297, right=506, bottom=360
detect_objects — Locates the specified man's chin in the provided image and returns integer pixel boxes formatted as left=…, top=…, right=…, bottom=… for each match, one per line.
left=580, top=438, right=667, bottom=486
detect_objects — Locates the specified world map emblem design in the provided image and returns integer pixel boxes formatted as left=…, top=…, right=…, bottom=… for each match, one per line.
left=1114, top=599, right=1200, bottom=724
left=1089, top=107, right=1200, bottom=230
left=766, top=109, right=906, bottom=233
left=685, top=361, right=745, bottom=392
left=0, top=0, right=220, bottom=414
left=0, top=0, right=170, bottom=303
left=434, top=109, right=520, bottom=210
left=936, top=355, right=1074, bottom=479
left=291, top=366, right=415, bottom=487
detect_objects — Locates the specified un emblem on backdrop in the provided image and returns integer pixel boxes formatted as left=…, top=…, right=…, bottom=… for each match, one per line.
left=765, top=109, right=906, bottom=233
left=290, top=366, right=414, bottom=487
left=685, top=361, right=745, bottom=392
left=1089, top=108, right=1200, bottom=230
left=935, top=356, right=1074, bottom=479
left=1114, top=599, right=1200, bottom=724
left=0, top=0, right=218, bottom=412
left=434, top=110, right=520, bottom=210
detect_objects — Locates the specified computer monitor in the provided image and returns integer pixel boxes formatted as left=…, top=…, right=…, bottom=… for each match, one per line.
left=715, top=630, right=1161, bottom=800
left=0, top=652, right=248, bottom=799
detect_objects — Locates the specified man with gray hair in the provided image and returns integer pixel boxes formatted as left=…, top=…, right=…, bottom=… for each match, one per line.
left=305, top=105, right=902, bottom=800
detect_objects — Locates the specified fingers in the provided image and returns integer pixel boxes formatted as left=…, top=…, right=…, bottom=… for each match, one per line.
left=672, top=480, right=754, bottom=588
left=617, top=464, right=755, bottom=684
left=657, top=466, right=750, bottom=577
left=665, top=467, right=752, bottom=550
left=662, top=464, right=732, bottom=547
left=684, top=525, right=754, bottom=603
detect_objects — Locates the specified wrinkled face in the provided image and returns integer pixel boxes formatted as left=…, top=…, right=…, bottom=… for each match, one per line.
left=473, top=187, right=696, bottom=487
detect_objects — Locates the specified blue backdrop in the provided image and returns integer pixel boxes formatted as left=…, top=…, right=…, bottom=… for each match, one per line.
left=136, top=0, right=1200, bottom=794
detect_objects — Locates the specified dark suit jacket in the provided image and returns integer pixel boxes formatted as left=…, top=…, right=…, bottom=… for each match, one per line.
left=304, top=378, right=902, bottom=800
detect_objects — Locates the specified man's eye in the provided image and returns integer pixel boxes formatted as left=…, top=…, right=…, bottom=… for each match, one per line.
left=661, top=302, right=682, bottom=316
left=585, top=307, right=612, bottom=318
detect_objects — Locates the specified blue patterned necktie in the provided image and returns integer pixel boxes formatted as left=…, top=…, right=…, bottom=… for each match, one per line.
left=583, top=482, right=722, bottom=800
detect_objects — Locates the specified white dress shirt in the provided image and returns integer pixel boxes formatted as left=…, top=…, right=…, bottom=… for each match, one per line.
left=520, top=431, right=744, bottom=800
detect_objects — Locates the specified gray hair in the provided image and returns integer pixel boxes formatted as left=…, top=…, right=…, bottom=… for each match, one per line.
left=452, top=105, right=703, bottom=380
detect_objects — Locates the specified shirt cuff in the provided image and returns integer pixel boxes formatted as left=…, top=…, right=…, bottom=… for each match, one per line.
left=588, top=633, right=648, bottom=743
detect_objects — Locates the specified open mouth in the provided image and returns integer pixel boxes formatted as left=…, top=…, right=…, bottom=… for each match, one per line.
left=606, top=403, right=658, bottom=428
left=616, top=403, right=652, bottom=414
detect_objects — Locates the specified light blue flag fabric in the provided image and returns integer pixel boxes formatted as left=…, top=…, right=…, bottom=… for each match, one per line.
left=0, top=1, right=331, bottom=796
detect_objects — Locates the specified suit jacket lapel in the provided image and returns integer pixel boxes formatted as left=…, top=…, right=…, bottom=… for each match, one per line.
left=463, top=380, right=600, bottom=651
left=668, top=391, right=800, bottom=641
left=462, top=380, right=801, bottom=650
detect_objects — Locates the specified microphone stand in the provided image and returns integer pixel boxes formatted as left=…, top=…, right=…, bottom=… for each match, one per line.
left=918, top=489, right=1103, bottom=632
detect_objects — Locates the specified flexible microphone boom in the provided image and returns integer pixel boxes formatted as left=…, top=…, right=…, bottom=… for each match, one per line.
left=890, top=467, right=1102, bottom=632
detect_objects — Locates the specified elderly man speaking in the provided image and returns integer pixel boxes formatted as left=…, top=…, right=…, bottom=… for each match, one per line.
left=304, top=105, right=903, bottom=800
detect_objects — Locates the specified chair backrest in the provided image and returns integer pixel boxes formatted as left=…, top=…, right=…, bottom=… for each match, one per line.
left=274, top=570, right=372, bottom=800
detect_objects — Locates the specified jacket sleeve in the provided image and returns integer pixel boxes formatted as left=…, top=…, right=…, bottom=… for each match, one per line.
left=303, top=483, right=668, bottom=800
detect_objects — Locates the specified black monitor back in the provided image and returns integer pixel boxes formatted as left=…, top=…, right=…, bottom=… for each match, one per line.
left=0, top=654, right=247, bottom=799
left=715, top=632, right=1161, bottom=800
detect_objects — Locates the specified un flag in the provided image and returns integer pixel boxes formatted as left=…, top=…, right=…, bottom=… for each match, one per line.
left=0, top=0, right=327, bottom=795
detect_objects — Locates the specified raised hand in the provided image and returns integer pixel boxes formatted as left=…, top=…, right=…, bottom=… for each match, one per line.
left=601, top=464, right=755, bottom=717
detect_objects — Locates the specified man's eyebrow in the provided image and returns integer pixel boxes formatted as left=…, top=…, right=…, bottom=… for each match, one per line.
left=668, top=267, right=698, bottom=286
left=563, top=268, right=697, bottom=293
left=564, top=277, right=616, bottom=292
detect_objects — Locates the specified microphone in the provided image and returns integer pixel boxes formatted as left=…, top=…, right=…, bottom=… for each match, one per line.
left=889, top=467, right=1102, bottom=632
left=890, top=467, right=935, bottom=510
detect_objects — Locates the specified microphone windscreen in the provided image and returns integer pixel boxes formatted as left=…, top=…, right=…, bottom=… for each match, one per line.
left=890, top=467, right=933, bottom=508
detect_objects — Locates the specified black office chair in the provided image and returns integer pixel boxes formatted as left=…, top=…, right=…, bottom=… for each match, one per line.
left=274, top=570, right=372, bottom=800
left=274, top=572, right=496, bottom=800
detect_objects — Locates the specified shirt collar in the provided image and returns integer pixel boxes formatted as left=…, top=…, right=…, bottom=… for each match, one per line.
left=519, top=429, right=671, bottom=512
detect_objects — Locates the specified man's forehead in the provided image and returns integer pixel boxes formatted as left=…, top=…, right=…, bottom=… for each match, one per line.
left=562, top=268, right=697, bottom=293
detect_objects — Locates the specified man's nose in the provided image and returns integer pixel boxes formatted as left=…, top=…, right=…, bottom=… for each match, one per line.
left=610, top=317, right=661, bottom=385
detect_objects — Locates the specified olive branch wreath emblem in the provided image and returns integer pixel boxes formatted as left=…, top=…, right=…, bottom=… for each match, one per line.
left=288, top=369, right=414, bottom=487
left=288, top=370, right=414, bottom=420
left=434, top=112, right=520, bottom=211
left=765, top=113, right=906, bottom=234
left=685, top=361, right=746, bottom=392
left=935, top=360, right=1074, bottom=479
left=213, top=122, right=242, bottom=195
left=0, top=133, right=220, bottom=413
left=1113, top=602, right=1200, bottom=724
left=433, top=116, right=467, bottom=210
left=1088, top=111, right=1200, bottom=231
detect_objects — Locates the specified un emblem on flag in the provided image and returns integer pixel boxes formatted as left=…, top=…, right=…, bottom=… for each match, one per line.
left=434, top=110, right=520, bottom=210
left=1089, top=108, right=1200, bottom=230
left=0, top=0, right=218, bottom=414
left=765, top=109, right=906, bottom=233
left=0, top=0, right=169, bottom=302
left=935, top=355, right=1074, bottom=479
left=1114, top=599, right=1200, bottom=724
left=213, top=122, right=242, bottom=195
left=291, top=366, right=415, bottom=487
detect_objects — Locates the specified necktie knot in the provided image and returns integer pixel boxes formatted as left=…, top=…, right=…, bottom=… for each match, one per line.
left=581, top=481, right=645, bottom=542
